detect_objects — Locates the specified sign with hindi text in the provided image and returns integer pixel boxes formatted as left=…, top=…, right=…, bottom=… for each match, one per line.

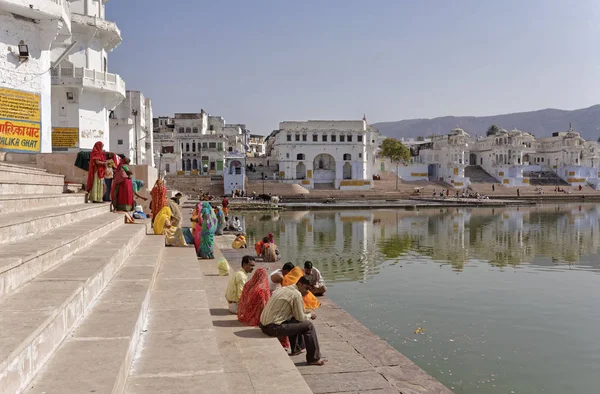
left=0, top=87, right=41, bottom=152
left=52, top=127, right=79, bottom=148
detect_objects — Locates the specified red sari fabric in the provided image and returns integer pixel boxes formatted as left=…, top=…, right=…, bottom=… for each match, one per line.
left=150, top=179, right=167, bottom=218
left=111, top=164, right=134, bottom=210
left=238, top=268, right=270, bottom=326
left=86, top=141, right=105, bottom=192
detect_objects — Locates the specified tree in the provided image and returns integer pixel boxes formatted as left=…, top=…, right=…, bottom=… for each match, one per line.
left=379, top=138, right=411, bottom=190
left=380, top=138, right=411, bottom=163
left=486, top=124, right=500, bottom=136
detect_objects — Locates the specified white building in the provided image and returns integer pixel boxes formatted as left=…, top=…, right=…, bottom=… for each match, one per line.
left=223, top=153, right=246, bottom=195
left=109, top=91, right=153, bottom=165
left=248, top=134, right=266, bottom=157
left=406, top=124, right=600, bottom=188
left=153, top=116, right=179, bottom=176
left=269, top=120, right=379, bottom=190
left=0, top=0, right=72, bottom=154
left=153, top=111, right=248, bottom=176
left=50, top=0, right=125, bottom=151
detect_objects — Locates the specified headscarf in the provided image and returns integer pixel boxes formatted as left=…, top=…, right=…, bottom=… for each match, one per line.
left=238, top=268, right=270, bottom=326
left=86, top=141, right=105, bottom=192
left=153, top=206, right=172, bottom=235
left=150, top=179, right=167, bottom=217
left=282, top=267, right=321, bottom=310
left=201, top=201, right=217, bottom=232
left=268, top=233, right=275, bottom=243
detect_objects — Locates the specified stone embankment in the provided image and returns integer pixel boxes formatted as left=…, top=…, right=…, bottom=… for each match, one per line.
left=215, top=235, right=453, bottom=394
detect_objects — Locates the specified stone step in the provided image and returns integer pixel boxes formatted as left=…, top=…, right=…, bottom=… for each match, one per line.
left=0, top=212, right=125, bottom=300
left=24, top=236, right=164, bottom=394
left=0, top=162, right=49, bottom=174
left=0, top=222, right=148, bottom=394
left=0, top=164, right=64, bottom=185
left=0, top=182, right=65, bottom=195
left=0, top=193, right=85, bottom=214
left=124, top=247, right=233, bottom=393
left=0, top=202, right=110, bottom=245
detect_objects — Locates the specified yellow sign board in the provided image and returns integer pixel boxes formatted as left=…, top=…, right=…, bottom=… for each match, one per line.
left=52, top=127, right=79, bottom=148
left=0, top=87, right=41, bottom=152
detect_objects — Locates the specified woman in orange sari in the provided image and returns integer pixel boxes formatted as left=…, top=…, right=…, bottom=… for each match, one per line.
left=282, top=267, right=321, bottom=310
left=86, top=141, right=107, bottom=203
left=150, top=179, right=167, bottom=221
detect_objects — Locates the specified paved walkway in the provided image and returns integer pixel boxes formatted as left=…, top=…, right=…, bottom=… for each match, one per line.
left=215, top=236, right=453, bottom=394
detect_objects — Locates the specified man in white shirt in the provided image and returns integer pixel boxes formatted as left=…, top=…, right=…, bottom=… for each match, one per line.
left=259, top=276, right=326, bottom=366
left=303, top=261, right=326, bottom=296
left=268, top=262, right=294, bottom=293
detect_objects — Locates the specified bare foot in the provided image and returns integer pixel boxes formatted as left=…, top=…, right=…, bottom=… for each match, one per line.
left=308, top=359, right=327, bottom=366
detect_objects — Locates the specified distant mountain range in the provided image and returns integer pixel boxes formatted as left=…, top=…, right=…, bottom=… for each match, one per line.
left=373, top=105, right=600, bottom=141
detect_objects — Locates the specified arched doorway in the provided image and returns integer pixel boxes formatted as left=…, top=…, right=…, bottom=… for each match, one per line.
left=313, top=153, right=335, bottom=187
left=185, top=159, right=191, bottom=171
left=343, top=162, right=352, bottom=179
left=296, top=161, right=306, bottom=179
left=192, top=159, right=198, bottom=170
left=469, top=153, right=477, bottom=166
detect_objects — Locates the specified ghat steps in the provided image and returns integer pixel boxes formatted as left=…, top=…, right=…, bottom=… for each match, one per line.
left=0, top=161, right=310, bottom=393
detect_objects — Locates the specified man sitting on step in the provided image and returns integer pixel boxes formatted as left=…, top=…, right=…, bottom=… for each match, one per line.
left=260, top=276, right=326, bottom=366
left=225, top=255, right=255, bottom=314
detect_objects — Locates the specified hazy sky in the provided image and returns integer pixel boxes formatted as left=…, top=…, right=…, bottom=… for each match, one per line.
left=106, top=0, right=599, bottom=135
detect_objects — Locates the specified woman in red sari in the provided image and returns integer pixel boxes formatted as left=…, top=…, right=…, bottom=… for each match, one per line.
left=86, top=141, right=107, bottom=203
left=238, top=268, right=290, bottom=349
left=150, top=179, right=167, bottom=221
left=238, top=268, right=270, bottom=326
left=111, top=157, right=134, bottom=211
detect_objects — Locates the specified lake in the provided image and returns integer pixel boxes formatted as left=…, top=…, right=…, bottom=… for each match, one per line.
left=241, top=204, right=600, bottom=394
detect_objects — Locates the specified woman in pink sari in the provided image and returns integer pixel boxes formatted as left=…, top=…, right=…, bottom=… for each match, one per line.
left=111, top=157, right=134, bottom=211
left=190, top=203, right=203, bottom=254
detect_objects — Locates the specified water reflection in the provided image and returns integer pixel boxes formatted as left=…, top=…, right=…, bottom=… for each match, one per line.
left=243, top=204, right=600, bottom=282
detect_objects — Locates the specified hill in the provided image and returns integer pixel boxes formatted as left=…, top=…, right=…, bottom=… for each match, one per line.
left=373, top=105, right=600, bottom=141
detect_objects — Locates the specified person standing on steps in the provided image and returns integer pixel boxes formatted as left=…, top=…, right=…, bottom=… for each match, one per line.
left=492, top=184, right=495, bottom=192
left=225, top=255, right=255, bottom=314
left=517, top=188, right=520, bottom=197
left=87, top=141, right=107, bottom=203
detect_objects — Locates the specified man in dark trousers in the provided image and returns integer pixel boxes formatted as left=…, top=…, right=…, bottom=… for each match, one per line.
left=259, top=276, right=326, bottom=365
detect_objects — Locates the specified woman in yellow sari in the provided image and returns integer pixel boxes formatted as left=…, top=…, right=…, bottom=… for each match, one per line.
left=282, top=267, right=321, bottom=310
left=153, top=206, right=187, bottom=246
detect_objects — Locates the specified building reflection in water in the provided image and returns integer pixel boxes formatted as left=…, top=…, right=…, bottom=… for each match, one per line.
left=242, top=204, right=600, bottom=283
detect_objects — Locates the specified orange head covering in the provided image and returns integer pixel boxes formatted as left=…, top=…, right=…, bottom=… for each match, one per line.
left=150, top=178, right=167, bottom=216
left=86, top=141, right=105, bottom=192
left=282, top=267, right=320, bottom=310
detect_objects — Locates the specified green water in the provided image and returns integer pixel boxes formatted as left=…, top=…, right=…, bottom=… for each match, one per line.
left=242, top=204, right=600, bottom=394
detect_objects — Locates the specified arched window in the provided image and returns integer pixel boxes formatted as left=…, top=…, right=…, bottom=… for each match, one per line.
left=186, top=143, right=189, bottom=152
left=343, top=153, right=351, bottom=161
left=297, top=153, right=305, bottom=160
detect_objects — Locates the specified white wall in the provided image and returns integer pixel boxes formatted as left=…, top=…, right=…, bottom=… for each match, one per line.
left=0, top=13, right=59, bottom=153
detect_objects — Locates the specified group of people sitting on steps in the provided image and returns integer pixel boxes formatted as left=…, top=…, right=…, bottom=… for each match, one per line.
left=225, top=256, right=328, bottom=366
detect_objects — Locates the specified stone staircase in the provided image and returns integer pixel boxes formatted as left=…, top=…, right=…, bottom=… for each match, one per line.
left=465, top=165, right=498, bottom=183
left=0, top=161, right=311, bottom=393
left=523, top=170, right=569, bottom=186
left=0, top=162, right=155, bottom=393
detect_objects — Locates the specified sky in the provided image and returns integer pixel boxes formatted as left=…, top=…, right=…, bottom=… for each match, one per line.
left=106, top=0, right=600, bottom=135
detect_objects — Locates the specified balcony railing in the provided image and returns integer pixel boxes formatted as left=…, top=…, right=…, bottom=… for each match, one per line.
left=51, top=66, right=125, bottom=97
